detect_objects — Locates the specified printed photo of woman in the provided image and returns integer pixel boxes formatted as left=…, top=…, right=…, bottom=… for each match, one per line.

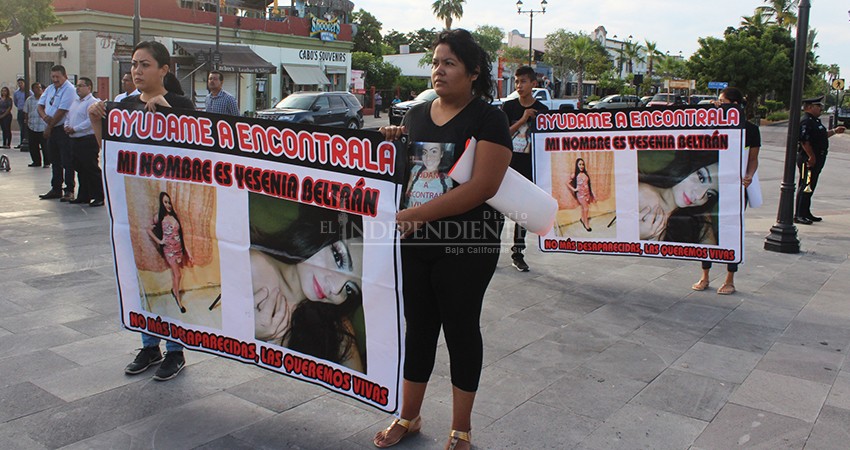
left=637, top=150, right=720, bottom=244
left=567, top=158, right=596, bottom=231
left=249, top=195, right=366, bottom=373
left=551, top=152, right=617, bottom=238
left=148, top=191, right=193, bottom=313
left=404, top=142, right=454, bottom=209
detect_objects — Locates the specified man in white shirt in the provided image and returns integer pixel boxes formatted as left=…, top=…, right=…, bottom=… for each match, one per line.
left=114, top=72, right=139, bottom=102
left=65, top=77, right=103, bottom=206
left=37, top=65, right=76, bottom=200
left=23, top=83, right=48, bottom=167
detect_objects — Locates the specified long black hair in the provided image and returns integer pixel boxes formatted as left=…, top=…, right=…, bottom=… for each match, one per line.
left=433, top=29, right=494, bottom=102
left=250, top=203, right=364, bottom=367
left=569, top=158, right=594, bottom=200
left=639, top=151, right=720, bottom=244
left=152, top=192, right=187, bottom=257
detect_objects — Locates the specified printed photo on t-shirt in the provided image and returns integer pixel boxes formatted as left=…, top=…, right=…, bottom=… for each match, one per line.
left=512, top=122, right=532, bottom=154
left=404, top=141, right=455, bottom=209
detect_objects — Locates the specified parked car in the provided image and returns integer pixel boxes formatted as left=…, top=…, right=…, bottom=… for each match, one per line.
left=638, top=95, right=653, bottom=107
left=256, top=91, right=363, bottom=129
left=647, top=93, right=686, bottom=107
left=493, top=88, right=579, bottom=111
left=389, top=89, right=439, bottom=125
left=587, top=94, right=641, bottom=109
left=689, top=94, right=716, bottom=105
left=836, top=106, right=850, bottom=127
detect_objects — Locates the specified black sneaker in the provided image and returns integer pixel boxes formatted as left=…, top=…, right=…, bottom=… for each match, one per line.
left=153, top=351, right=185, bottom=381
left=125, top=346, right=163, bottom=375
left=511, top=254, right=530, bottom=272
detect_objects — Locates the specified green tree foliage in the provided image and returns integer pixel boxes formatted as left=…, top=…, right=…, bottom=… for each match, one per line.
left=544, top=30, right=610, bottom=97
left=687, top=24, right=795, bottom=116
left=432, top=0, right=465, bottom=30
left=0, top=0, right=60, bottom=48
left=351, top=52, right=401, bottom=90
left=383, top=30, right=408, bottom=54
left=471, top=25, right=504, bottom=56
left=351, top=9, right=383, bottom=55
left=407, top=28, right=438, bottom=53
left=757, top=0, right=797, bottom=29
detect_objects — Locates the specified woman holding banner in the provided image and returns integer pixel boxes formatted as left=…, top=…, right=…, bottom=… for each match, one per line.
left=637, top=150, right=720, bottom=244
left=692, top=87, right=760, bottom=295
left=375, top=29, right=512, bottom=450
left=250, top=199, right=365, bottom=372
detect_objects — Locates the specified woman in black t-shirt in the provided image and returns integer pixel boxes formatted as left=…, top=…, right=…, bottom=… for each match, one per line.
left=89, top=41, right=195, bottom=147
left=374, top=30, right=512, bottom=450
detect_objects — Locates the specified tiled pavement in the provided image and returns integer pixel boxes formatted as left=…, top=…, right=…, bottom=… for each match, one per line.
left=0, top=124, right=848, bottom=449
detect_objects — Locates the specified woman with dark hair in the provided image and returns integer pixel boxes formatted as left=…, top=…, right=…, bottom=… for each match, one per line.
left=692, top=86, right=760, bottom=295
left=0, top=87, right=12, bottom=148
left=638, top=150, right=720, bottom=244
left=146, top=191, right=193, bottom=313
left=89, top=40, right=194, bottom=146
left=404, top=142, right=451, bottom=208
left=250, top=205, right=365, bottom=371
left=567, top=157, right=595, bottom=231
left=375, top=29, right=512, bottom=450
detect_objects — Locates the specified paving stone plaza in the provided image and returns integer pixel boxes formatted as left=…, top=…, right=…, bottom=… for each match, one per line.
left=1, top=121, right=849, bottom=449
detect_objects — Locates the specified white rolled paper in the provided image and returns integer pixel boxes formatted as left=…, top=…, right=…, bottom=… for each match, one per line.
left=448, top=138, right=558, bottom=235
left=746, top=171, right=762, bottom=208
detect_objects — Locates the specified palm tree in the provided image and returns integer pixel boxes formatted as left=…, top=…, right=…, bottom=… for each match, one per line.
left=643, top=40, right=661, bottom=83
left=623, top=41, right=644, bottom=74
left=431, top=0, right=465, bottom=30
left=567, top=35, right=598, bottom=102
left=741, top=9, right=774, bottom=32
left=757, top=0, right=797, bottom=29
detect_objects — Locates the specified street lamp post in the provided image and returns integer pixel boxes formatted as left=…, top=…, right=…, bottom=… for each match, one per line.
left=764, top=0, right=810, bottom=254
left=133, top=0, right=141, bottom=45
left=516, top=0, right=547, bottom=66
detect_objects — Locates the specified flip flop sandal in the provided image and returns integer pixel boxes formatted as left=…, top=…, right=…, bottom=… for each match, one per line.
left=373, top=416, right=421, bottom=448
left=692, top=279, right=710, bottom=291
left=447, top=430, right=471, bottom=450
left=717, top=283, right=736, bottom=295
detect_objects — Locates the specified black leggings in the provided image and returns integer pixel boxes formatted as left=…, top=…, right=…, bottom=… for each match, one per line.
left=401, top=242, right=500, bottom=392
left=702, top=261, right=738, bottom=273
left=0, top=115, right=11, bottom=146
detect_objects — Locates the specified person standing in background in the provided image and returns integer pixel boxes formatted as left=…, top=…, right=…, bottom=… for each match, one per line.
left=794, top=96, right=845, bottom=225
left=114, top=72, right=139, bottom=102
left=38, top=64, right=76, bottom=201
left=23, top=83, right=48, bottom=167
left=14, top=78, right=29, bottom=149
left=64, top=77, right=102, bottom=206
left=374, top=91, right=382, bottom=118
left=0, top=87, right=12, bottom=148
left=205, top=71, right=239, bottom=115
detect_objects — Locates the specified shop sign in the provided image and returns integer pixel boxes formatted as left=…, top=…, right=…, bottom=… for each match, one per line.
left=29, top=33, right=69, bottom=49
left=298, top=49, right=347, bottom=63
left=310, top=15, right=340, bottom=42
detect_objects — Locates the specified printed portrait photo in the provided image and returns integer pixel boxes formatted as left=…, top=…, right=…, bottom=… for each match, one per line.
left=637, top=150, right=720, bottom=245
left=249, top=194, right=367, bottom=373
left=551, top=152, right=617, bottom=238
left=404, top=141, right=455, bottom=209
left=125, top=178, right=222, bottom=328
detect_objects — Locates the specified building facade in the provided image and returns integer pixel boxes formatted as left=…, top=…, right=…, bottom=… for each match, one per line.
left=1, top=0, right=355, bottom=114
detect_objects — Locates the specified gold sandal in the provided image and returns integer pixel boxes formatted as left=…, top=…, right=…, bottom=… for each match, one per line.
left=691, top=279, right=710, bottom=291
left=717, top=283, right=736, bottom=295
left=373, top=416, right=421, bottom=448
left=447, top=429, right=471, bottom=450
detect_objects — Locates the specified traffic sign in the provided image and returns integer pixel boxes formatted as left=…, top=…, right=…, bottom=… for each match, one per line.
left=833, top=79, right=845, bottom=90
left=708, top=81, right=728, bottom=90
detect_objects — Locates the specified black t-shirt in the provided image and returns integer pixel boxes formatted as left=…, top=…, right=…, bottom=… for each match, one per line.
left=502, top=98, right=548, bottom=179
left=120, top=92, right=196, bottom=111
left=401, top=98, right=511, bottom=244
left=744, top=121, right=760, bottom=149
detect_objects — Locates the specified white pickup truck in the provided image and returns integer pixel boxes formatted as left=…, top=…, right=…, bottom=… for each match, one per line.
left=493, top=88, right=580, bottom=111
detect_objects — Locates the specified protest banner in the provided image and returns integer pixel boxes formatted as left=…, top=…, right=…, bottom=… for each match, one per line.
left=532, top=105, right=745, bottom=264
left=102, top=104, right=404, bottom=412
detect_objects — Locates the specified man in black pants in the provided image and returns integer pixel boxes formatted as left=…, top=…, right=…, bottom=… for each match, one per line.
left=65, top=77, right=103, bottom=206
left=794, top=96, right=845, bottom=224
left=38, top=65, right=76, bottom=201
left=501, top=66, right=548, bottom=271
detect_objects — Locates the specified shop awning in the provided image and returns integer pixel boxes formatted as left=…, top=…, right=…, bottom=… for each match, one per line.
left=282, top=64, right=331, bottom=85
left=174, top=41, right=276, bottom=74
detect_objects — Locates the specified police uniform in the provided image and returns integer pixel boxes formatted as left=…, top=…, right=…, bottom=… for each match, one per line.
left=795, top=96, right=831, bottom=224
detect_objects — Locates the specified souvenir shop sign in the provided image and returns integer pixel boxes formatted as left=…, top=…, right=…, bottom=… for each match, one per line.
left=102, top=105, right=404, bottom=412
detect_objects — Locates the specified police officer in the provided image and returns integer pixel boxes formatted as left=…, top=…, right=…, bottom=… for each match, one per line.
left=794, top=96, right=845, bottom=224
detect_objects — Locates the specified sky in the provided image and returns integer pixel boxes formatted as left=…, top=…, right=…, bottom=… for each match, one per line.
left=352, top=0, right=849, bottom=81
